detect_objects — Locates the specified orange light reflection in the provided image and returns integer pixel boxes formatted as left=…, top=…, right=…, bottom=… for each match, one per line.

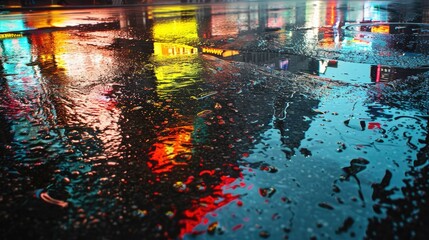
left=148, top=126, right=194, bottom=174
left=371, top=25, right=390, bottom=34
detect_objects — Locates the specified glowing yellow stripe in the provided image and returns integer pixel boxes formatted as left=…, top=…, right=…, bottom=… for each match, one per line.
left=202, top=47, right=240, bottom=57
left=202, top=47, right=224, bottom=56
left=0, top=33, right=24, bottom=39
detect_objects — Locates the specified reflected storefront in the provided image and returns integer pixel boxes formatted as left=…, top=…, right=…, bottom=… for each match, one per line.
left=1, top=1, right=429, bottom=239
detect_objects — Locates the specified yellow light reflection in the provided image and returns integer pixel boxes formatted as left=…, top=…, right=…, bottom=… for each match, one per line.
left=201, top=47, right=240, bottom=57
left=154, top=55, right=201, bottom=98
left=154, top=42, right=198, bottom=56
left=31, top=30, right=116, bottom=80
left=30, top=31, right=68, bottom=72
left=152, top=13, right=201, bottom=99
left=25, top=10, right=115, bottom=29
left=153, top=18, right=199, bottom=44
left=0, top=33, right=24, bottom=39
left=371, top=25, right=390, bottom=34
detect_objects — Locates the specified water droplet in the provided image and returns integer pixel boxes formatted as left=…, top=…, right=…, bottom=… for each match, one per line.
left=300, top=148, right=312, bottom=157
left=165, top=211, right=175, bottom=219
left=259, top=230, right=270, bottom=238
left=214, top=103, right=222, bottom=109
left=260, top=165, right=278, bottom=173
left=318, top=202, right=334, bottom=210
left=131, top=106, right=143, bottom=111
left=259, top=187, right=276, bottom=198
left=196, top=184, right=206, bottom=191
left=136, top=209, right=147, bottom=217
left=173, top=181, right=187, bottom=193
left=63, top=177, right=71, bottom=184
left=208, top=221, right=218, bottom=235
left=197, top=110, right=213, bottom=117
left=336, top=217, right=354, bottom=234
left=232, top=224, right=243, bottom=231
left=332, top=184, right=341, bottom=193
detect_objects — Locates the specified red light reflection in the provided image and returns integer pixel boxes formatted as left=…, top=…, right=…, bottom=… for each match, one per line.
left=148, top=126, right=194, bottom=174
left=180, top=175, right=241, bottom=237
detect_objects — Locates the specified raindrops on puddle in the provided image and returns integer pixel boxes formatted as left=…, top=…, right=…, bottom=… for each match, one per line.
left=1, top=1, right=429, bottom=240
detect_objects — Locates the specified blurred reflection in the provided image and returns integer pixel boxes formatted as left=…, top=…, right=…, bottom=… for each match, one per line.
left=1, top=1, right=429, bottom=239
left=0, top=14, right=28, bottom=33
left=148, top=126, right=194, bottom=173
left=318, top=1, right=342, bottom=49
left=153, top=15, right=199, bottom=44
left=1, top=12, right=126, bottom=239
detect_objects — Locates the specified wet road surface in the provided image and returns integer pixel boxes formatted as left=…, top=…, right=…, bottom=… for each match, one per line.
left=1, top=0, right=429, bottom=239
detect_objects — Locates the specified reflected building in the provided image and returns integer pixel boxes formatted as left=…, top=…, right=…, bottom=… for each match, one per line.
left=196, top=4, right=213, bottom=39
left=0, top=11, right=133, bottom=239
left=319, top=58, right=428, bottom=83
left=370, top=65, right=429, bottom=82
left=25, top=14, right=125, bottom=159
left=318, top=1, right=344, bottom=50
left=3, top=2, right=429, bottom=239
left=104, top=6, right=244, bottom=238
left=0, top=34, right=48, bottom=160
left=231, top=51, right=319, bottom=76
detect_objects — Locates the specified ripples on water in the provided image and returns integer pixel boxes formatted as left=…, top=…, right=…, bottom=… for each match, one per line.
left=1, top=1, right=429, bottom=239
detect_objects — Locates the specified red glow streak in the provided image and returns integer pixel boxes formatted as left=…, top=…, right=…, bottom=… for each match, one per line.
left=180, top=193, right=239, bottom=237
left=199, top=170, right=216, bottom=176
left=327, top=2, right=336, bottom=26
left=221, top=175, right=237, bottom=185
left=179, top=174, right=242, bottom=238
left=376, top=64, right=381, bottom=82
left=184, top=176, right=195, bottom=185
left=148, top=126, right=193, bottom=174
left=232, top=224, right=243, bottom=231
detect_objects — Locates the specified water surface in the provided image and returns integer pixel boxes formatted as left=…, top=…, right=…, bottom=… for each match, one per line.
left=1, top=1, right=428, bottom=239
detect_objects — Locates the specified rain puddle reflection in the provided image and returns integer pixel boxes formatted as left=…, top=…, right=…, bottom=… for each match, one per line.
left=1, top=1, right=428, bottom=239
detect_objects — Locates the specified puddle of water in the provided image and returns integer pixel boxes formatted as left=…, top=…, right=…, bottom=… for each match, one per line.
left=344, top=22, right=429, bottom=36
left=1, top=1, right=429, bottom=239
left=228, top=51, right=429, bottom=83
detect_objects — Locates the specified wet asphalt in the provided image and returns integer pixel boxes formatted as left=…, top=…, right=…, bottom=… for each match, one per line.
left=1, top=1, right=429, bottom=239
